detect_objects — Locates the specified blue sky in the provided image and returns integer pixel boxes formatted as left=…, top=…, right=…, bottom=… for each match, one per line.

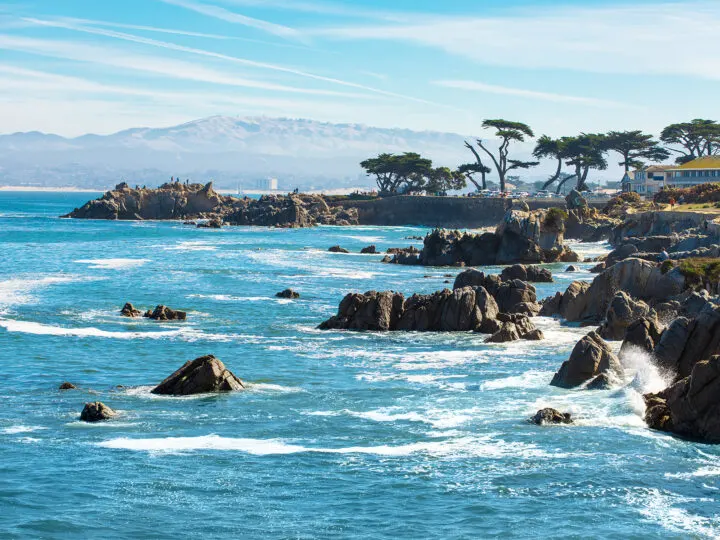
left=0, top=0, right=718, bottom=137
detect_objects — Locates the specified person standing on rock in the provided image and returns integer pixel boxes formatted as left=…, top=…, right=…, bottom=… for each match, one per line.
left=668, top=197, right=676, bottom=210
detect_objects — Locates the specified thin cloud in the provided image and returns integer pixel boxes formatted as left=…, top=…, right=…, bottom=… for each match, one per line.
left=214, top=0, right=410, bottom=22
left=435, top=80, right=632, bottom=108
left=58, top=17, right=237, bottom=40
left=312, top=1, right=720, bottom=81
left=0, top=34, right=372, bottom=99
left=20, top=17, right=440, bottom=106
left=159, top=0, right=303, bottom=41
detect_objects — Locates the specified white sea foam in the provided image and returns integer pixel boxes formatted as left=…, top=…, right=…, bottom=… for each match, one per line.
left=97, top=434, right=566, bottom=459
left=166, top=241, right=217, bottom=252
left=481, top=370, right=551, bottom=391
left=75, top=258, right=150, bottom=270
left=246, top=383, right=304, bottom=393
left=627, top=489, right=720, bottom=538
left=1, top=425, right=46, bottom=434
left=0, top=275, right=81, bottom=313
left=0, top=319, right=186, bottom=339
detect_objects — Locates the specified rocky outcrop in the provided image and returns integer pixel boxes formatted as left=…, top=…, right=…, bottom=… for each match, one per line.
left=197, top=217, right=223, bottom=229
left=500, top=264, right=553, bottom=283
left=143, top=305, right=187, bottom=321
left=494, top=279, right=537, bottom=313
left=319, top=286, right=505, bottom=332
left=328, top=245, right=350, bottom=254
left=598, top=292, right=651, bottom=341
left=64, top=184, right=358, bottom=227
left=565, top=265, right=579, bottom=272
left=80, top=402, right=116, bottom=422
left=276, top=289, right=300, bottom=299
left=550, top=331, right=623, bottom=389
left=120, top=302, right=142, bottom=317
left=531, top=408, right=573, bottom=425
left=653, top=305, right=720, bottom=380
left=360, top=245, right=379, bottom=254
left=544, top=258, right=686, bottom=324
left=644, top=355, right=720, bottom=442
left=485, top=313, right=541, bottom=343
left=620, top=316, right=664, bottom=355
left=151, top=355, right=244, bottom=395
left=564, top=190, right=620, bottom=242
left=59, top=382, right=77, bottom=390
left=390, top=209, right=579, bottom=267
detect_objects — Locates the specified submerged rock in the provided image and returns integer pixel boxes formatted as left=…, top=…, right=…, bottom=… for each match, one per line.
left=151, top=355, right=244, bottom=395
left=197, top=217, right=223, bottom=229
left=328, top=245, right=350, bottom=254
left=532, top=408, right=573, bottom=425
left=276, top=289, right=300, bottom=299
left=80, top=401, right=116, bottom=422
left=58, top=382, right=77, bottom=390
left=644, top=355, right=720, bottom=442
left=550, top=331, right=623, bottom=389
left=143, top=305, right=187, bottom=321
left=565, top=265, right=579, bottom=272
left=360, top=245, right=379, bottom=254
left=120, top=302, right=142, bottom=317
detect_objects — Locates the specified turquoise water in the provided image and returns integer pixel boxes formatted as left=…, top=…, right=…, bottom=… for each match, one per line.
left=1, top=191, right=719, bottom=539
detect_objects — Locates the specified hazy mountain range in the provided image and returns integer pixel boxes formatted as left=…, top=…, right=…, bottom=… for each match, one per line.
left=0, top=116, right=490, bottom=191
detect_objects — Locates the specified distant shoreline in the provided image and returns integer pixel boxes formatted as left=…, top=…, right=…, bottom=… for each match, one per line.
left=0, top=186, right=368, bottom=195
left=0, top=186, right=102, bottom=193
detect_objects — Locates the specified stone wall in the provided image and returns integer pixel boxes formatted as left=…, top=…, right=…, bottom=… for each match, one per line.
left=330, top=196, right=604, bottom=228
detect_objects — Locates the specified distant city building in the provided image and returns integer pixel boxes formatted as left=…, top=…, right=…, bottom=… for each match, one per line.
left=255, top=178, right=278, bottom=190
left=627, top=166, right=673, bottom=195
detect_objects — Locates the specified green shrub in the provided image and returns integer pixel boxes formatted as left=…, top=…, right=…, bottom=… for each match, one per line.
left=544, top=207, right=568, bottom=229
left=678, top=258, right=720, bottom=286
left=660, top=259, right=675, bottom=274
left=654, top=183, right=720, bottom=204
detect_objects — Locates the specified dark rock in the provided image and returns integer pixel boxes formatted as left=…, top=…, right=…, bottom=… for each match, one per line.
left=143, top=305, right=187, bottom=321
left=360, top=245, right=378, bottom=254
left=151, top=355, right=244, bottom=395
left=532, top=408, right=573, bottom=425
left=644, top=355, right=720, bottom=442
left=565, top=265, right=579, bottom=272
left=539, top=281, right=591, bottom=320
left=80, top=401, right=115, bottom=422
left=511, top=301, right=542, bottom=316
left=494, top=279, right=537, bottom=313
left=605, top=244, right=639, bottom=267
left=501, top=264, right=553, bottom=283
left=590, top=262, right=605, bottom=273
left=120, top=302, right=142, bottom=317
left=319, top=291, right=405, bottom=331
left=328, top=245, right=350, bottom=254
left=276, top=289, right=300, bottom=299
left=586, top=373, right=613, bottom=390
left=598, top=291, right=651, bottom=341
left=59, top=382, right=77, bottom=390
left=620, top=316, right=664, bottom=355
left=522, top=328, right=545, bottom=340
left=197, top=217, right=223, bottom=228
left=485, top=321, right=522, bottom=343
left=550, top=331, right=623, bottom=388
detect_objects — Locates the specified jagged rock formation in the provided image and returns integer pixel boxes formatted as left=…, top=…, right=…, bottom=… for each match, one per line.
left=360, top=245, right=378, bottom=254
left=80, top=402, right=116, bottom=422
left=485, top=313, right=541, bottom=343
left=644, top=355, right=720, bottom=442
left=541, top=258, right=686, bottom=324
left=59, top=382, right=77, bottom=390
left=143, top=305, right=187, bottom=321
left=620, top=316, right=664, bottom=355
left=564, top=190, right=620, bottom=242
left=531, top=408, right=573, bottom=425
left=328, top=246, right=350, bottom=253
left=151, top=355, right=244, bottom=395
left=120, top=302, right=142, bottom=317
left=276, top=289, right=300, bottom=299
left=386, top=208, right=580, bottom=267
left=63, top=182, right=358, bottom=227
left=500, top=264, right=553, bottom=283
left=550, top=331, right=623, bottom=389
left=598, top=292, right=651, bottom=341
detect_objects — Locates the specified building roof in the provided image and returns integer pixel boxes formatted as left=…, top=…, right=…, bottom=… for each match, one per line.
left=645, top=165, right=673, bottom=173
left=674, top=156, right=720, bottom=170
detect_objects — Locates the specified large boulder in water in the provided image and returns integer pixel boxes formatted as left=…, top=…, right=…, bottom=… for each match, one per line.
left=143, top=305, right=187, bottom=321
left=501, top=264, right=553, bottom=283
left=644, top=355, right=720, bottom=442
left=319, top=291, right=405, bottom=331
left=120, top=302, right=141, bottom=317
left=319, top=287, right=501, bottom=332
left=80, top=402, right=116, bottom=422
left=550, top=331, right=623, bottom=389
left=484, top=313, right=541, bottom=343
left=598, top=291, right=651, bottom=341
left=276, top=288, right=300, bottom=299
left=151, top=355, right=244, bottom=395
left=532, top=408, right=573, bottom=425
left=539, top=281, right=590, bottom=320
left=494, top=279, right=537, bottom=313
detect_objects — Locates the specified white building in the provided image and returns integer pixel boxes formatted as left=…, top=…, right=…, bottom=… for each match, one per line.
left=255, top=178, right=279, bottom=190
left=666, top=157, right=720, bottom=188
left=628, top=166, right=674, bottom=195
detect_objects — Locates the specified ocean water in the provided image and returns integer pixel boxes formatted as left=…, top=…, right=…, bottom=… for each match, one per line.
left=1, top=191, right=719, bottom=539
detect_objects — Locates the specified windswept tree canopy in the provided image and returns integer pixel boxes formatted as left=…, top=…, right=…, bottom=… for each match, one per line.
left=661, top=119, right=720, bottom=164
left=471, top=119, right=539, bottom=192
left=533, top=135, right=568, bottom=189
left=605, top=130, right=670, bottom=171
left=359, top=153, right=465, bottom=195
left=561, top=133, right=609, bottom=192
